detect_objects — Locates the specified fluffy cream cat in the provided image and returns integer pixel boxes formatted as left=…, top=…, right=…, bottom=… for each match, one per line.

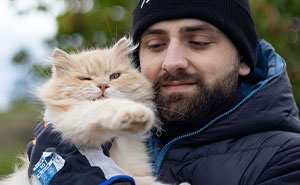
left=0, top=37, right=189, bottom=185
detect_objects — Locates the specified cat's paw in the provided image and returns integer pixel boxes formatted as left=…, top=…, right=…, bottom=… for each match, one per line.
left=112, top=103, right=154, bottom=133
left=179, top=183, right=191, bottom=185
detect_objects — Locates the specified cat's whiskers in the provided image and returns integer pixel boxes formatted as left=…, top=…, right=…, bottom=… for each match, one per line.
left=109, top=90, right=144, bottom=97
left=80, top=87, right=102, bottom=100
left=105, top=91, right=185, bottom=116
left=107, top=91, right=130, bottom=98
left=143, top=103, right=186, bottom=116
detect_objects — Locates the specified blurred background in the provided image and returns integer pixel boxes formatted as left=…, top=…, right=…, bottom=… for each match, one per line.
left=0, top=0, right=299, bottom=177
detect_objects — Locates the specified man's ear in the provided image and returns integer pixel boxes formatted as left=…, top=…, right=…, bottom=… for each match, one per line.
left=239, top=61, right=250, bottom=76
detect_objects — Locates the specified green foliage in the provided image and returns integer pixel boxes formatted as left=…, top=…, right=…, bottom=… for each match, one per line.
left=30, top=64, right=52, bottom=78
left=53, top=0, right=139, bottom=51
left=0, top=100, right=41, bottom=176
left=250, top=0, right=300, bottom=106
left=0, top=146, right=26, bottom=177
left=12, top=49, right=30, bottom=65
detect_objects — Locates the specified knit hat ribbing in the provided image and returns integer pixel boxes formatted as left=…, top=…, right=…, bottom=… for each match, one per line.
left=132, top=0, right=258, bottom=72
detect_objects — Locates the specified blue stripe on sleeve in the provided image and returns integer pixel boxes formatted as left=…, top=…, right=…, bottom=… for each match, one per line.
left=99, top=175, right=135, bottom=185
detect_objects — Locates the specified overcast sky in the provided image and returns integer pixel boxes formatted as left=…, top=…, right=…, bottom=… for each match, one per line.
left=0, top=0, right=59, bottom=111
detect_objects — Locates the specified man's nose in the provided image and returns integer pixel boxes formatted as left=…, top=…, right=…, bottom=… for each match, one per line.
left=162, top=40, right=188, bottom=73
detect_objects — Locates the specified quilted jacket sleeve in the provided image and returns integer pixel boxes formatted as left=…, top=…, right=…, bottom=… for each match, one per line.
left=27, top=121, right=134, bottom=185
left=255, top=144, right=300, bottom=185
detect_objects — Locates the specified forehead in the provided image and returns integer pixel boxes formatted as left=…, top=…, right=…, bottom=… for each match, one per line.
left=70, top=50, right=125, bottom=75
left=141, top=18, right=222, bottom=37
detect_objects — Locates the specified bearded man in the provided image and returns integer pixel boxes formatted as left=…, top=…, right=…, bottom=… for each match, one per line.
left=132, top=0, right=300, bottom=184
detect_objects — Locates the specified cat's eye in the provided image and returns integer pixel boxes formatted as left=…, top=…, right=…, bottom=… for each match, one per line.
left=78, top=77, right=92, bottom=81
left=110, top=73, right=121, bottom=80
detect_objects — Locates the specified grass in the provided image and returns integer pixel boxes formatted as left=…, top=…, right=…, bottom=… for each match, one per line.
left=0, top=145, right=26, bottom=177
left=0, top=99, right=41, bottom=177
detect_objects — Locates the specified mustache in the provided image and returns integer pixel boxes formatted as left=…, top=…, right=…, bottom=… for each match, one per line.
left=153, top=70, right=203, bottom=90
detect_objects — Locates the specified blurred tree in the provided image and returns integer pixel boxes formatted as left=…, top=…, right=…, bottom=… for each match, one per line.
left=9, top=0, right=139, bottom=78
left=53, top=0, right=139, bottom=50
left=250, top=0, right=300, bottom=106
left=0, top=99, right=41, bottom=176
left=12, top=49, right=30, bottom=65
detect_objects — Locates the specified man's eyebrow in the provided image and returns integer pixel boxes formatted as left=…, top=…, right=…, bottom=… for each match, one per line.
left=141, top=29, right=168, bottom=37
left=179, top=24, right=217, bottom=33
left=141, top=24, right=217, bottom=38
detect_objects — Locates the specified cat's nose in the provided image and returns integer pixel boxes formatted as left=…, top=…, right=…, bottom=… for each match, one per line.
left=98, top=83, right=110, bottom=92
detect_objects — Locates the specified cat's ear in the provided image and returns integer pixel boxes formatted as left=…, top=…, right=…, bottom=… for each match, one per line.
left=112, top=36, right=136, bottom=58
left=52, top=48, right=72, bottom=76
left=53, top=48, right=69, bottom=59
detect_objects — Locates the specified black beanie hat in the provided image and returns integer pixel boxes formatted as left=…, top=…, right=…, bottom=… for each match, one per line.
left=132, top=0, right=258, bottom=72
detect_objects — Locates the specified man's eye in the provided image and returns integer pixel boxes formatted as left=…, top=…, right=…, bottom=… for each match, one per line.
left=147, top=43, right=166, bottom=52
left=189, top=41, right=210, bottom=47
left=110, top=73, right=121, bottom=80
left=148, top=44, right=161, bottom=49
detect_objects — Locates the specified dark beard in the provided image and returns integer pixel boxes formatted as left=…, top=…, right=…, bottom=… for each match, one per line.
left=153, top=62, right=240, bottom=122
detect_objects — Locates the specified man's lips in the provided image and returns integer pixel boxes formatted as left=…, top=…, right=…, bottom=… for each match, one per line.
left=161, top=81, right=197, bottom=92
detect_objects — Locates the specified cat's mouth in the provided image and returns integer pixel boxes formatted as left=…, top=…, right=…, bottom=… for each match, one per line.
left=92, top=95, right=106, bottom=101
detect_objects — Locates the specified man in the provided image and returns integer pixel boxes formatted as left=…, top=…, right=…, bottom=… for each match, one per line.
left=131, top=0, right=300, bottom=184
left=25, top=0, right=300, bottom=185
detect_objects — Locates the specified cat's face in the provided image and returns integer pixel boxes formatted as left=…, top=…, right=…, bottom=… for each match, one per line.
left=38, top=38, right=153, bottom=106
